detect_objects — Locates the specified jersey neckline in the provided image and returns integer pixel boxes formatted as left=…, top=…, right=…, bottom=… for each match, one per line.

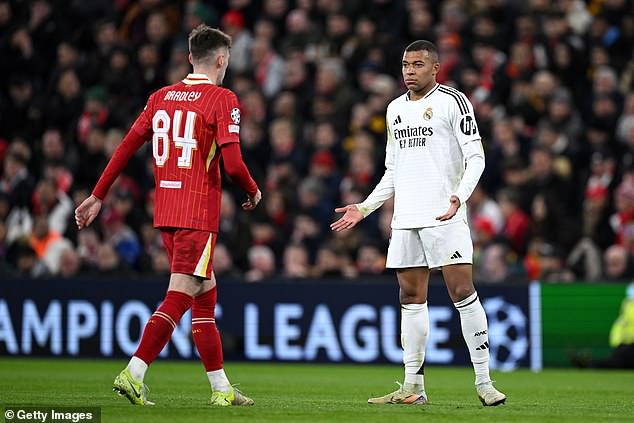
left=406, top=83, right=439, bottom=101
left=182, top=73, right=214, bottom=85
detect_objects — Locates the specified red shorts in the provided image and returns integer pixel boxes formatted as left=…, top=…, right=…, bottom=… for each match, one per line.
left=160, top=228, right=217, bottom=279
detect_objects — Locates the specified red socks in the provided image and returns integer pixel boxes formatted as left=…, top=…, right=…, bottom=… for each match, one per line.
left=133, top=288, right=222, bottom=371
left=134, top=290, right=193, bottom=365
left=192, top=287, right=223, bottom=371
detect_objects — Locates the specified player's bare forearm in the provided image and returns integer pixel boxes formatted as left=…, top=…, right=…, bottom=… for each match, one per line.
left=75, top=195, right=103, bottom=230
left=330, top=204, right=364, bottom=232
left=436, top=195, right=460, bottom=221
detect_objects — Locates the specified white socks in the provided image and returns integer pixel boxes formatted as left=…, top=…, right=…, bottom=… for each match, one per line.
left=207, top=368, right=231, bottom=393
left=454, top=291, right=491, bottom=385
left=128, top=356, right=232, bottom=394
left=401, top=303, right=429, bottom=393
left=127, top=356, right=148, bottom=382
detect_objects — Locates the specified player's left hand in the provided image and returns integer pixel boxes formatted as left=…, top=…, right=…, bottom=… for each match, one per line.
left=75, top=195, right=103, bottom=229
left=436, top=195, right=460, bottom=221
left=330, top=204, right=364, bottom=232
left=242, top=189, right=262, bottom=210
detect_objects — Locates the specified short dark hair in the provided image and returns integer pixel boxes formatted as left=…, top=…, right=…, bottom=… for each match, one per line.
left=405, top=40, right=439, bottom=61
left=188, top=24, right=231, bottom=63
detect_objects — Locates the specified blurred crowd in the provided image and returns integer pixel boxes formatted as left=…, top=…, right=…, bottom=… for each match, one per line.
left=1, top=0, right=634, bottom=283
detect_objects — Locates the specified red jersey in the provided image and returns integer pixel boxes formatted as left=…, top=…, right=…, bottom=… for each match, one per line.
left=93, top=73, right=257, bottom=232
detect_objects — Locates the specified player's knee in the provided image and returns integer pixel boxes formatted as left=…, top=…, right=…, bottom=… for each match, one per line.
left=449, top=285, right=475, bottom=302
left=399, top=291, right=427, bottom=304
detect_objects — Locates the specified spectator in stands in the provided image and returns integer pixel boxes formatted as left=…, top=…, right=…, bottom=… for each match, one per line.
left=2, top=0, right=634, bottom=283
left=213, top=242, right=242, bottom=280
left=280, top=7, right=318, bottom=57
left=221, top=9, right=253, bottom=74
left=6, top=238, right=49, bottom=277
left=498, top=188, right=530, bottom=256
left=103, top=45, right=142, bottom=120
left=94, top=242, right=131, bottom=276
left=137, top=43, right=166, bottom=97
left=245, top=245, right=276, bottom=282
left=478, top=242, right=524, bottom=284
left=150, top=249, right=170, bottom=277
left=526, top=146, right=575, bottom=218
left=602, top=244, right=634, bottom=281
left=468, top=184, right=504, bottom=235
left=281, top=243, right=311, bottom=279
left=250, top=36, right=284, bottom=98
left=45, top=69, right=84, bottom=136
left=483, top=118, right=530, bottom=193
left=312, top=242, right=356, bottom=279
left=31, top=177, right=73, bottom=235
left=76, top=226, right=101, bottom=270
left=76, top=86, right=118, bottom=145
left=99, top=205, right=141, bottom=269
left=536, top=242, right=574, bottom=282
left=30, top=214, right=72, bottom=275
left=290, top=213, right=321, bottom=263
left=1, top=150, right=34, bottom=210
left=355, top=242, right=387, bottom=277
left=40, top=128, right=74, bottom=176
left=58, top=246, right=82, bottom=279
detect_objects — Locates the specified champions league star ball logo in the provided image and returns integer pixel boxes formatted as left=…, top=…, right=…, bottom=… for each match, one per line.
left=423, top=107, right=433, bottom=120
left=483, top=297, right=528, bottom=371
left=231, top=108, right=241, bottom=124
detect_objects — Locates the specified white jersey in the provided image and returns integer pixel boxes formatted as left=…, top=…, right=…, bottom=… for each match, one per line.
left=357, top=83, right=485, bottom=229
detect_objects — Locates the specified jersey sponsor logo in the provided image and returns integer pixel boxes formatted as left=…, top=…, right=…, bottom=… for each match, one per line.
left=230, top=108, right=241, bottom=124
left=460, top=115, right=478, bottom=136
left=163, top=91, right=202, bottom=102
left=393, top=125, right=433, bottom=140
left=394, top=125, right=433, bottom=149
left=393, top=115, right=402, bottom=126
left=228, top=124, right=240, bottom=134
left=423, top=107, right=433, bottom=121
left=399, top=138, right=426, bottom=148
left=159, top=180, right=182, bottom=189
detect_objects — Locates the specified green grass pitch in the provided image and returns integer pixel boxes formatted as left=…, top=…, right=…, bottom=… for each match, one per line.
left=1, top=358, right=633, bottom=422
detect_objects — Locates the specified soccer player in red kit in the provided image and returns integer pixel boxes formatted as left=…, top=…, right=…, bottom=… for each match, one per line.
left=75, top=25, right=261, bottom=407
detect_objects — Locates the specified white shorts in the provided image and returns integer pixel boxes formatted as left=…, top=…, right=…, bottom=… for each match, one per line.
left=386, top=219, right=473, bottom=269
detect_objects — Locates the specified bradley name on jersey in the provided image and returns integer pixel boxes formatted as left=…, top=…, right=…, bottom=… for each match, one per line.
left=163, top=90, right=203, bottom=102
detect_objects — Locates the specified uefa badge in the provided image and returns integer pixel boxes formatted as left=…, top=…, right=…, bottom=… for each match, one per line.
left=230, top=108, right=241, bottom=124
left=423, top=107, right=433, bottom=121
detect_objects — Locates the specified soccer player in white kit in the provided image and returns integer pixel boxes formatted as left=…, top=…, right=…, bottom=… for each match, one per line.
left=331, top=40, right=506, bottom=406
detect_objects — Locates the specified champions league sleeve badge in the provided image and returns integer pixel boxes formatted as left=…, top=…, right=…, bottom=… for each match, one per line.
left=230, top=108, right=241, bottom=124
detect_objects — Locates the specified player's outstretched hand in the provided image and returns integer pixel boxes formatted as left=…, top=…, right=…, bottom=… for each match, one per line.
left=330, top=204, right=363, bottom=232
left=242, top=189, right=262, bottom=211
left=436, top=195, right=460, bottom=221
left=75, top=195, right=103, bottom=230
